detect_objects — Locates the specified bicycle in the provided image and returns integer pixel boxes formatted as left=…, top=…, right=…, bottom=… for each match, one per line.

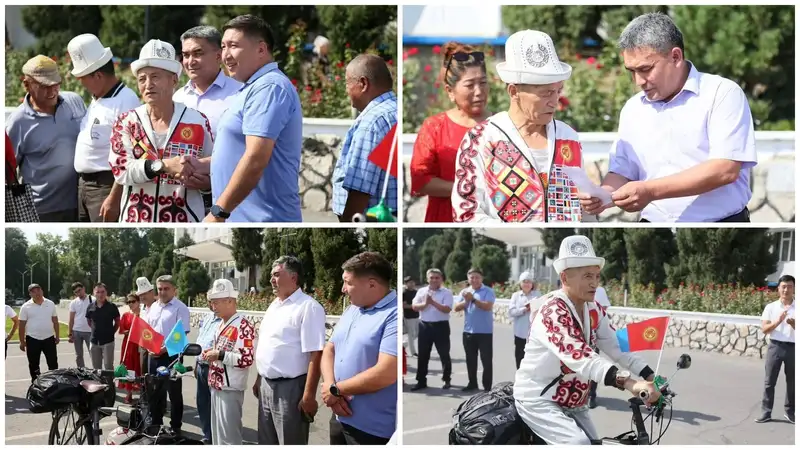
left=46, top=368, right=116, bottom=445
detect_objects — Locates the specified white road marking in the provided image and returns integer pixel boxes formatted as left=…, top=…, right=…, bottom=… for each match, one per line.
left=5, top=418, right=117, bottom=441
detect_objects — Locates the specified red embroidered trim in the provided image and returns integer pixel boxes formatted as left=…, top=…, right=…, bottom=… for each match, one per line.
left=552, top=377, right=590, bottom=408
left=540, top=298, right=592, bottom=361
left=453, top=123, right=486, bottom=222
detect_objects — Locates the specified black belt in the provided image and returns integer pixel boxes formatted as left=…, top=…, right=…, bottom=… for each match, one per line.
left=640, top=207, right=750, bottom=223
left=79, top=171, right=114, bottom=182
left=771, top=340, right=795, bottom=346
left=264, top=373, right=306, bottom=382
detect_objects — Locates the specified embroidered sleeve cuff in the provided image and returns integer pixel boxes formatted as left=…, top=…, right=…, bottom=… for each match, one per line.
left=144, top=160, right=158, bottom=179
left=639, top=366, right=654, bottom=380
left=604, top=365, right=619, bottom=387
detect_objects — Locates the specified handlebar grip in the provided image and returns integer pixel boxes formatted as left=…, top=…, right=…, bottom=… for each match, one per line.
left=185, top=366, right=193, bottom=372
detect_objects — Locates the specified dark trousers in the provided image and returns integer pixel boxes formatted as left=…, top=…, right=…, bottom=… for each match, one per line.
left=148, top=353, right=184, bottom=431
left=329, top=414, right=390, bottom=445
left=762, top=340, right=795, bottom=416
left=25, top=335, right=58, bottom=382
left=416, top=321, right=452, bottom=384
left=37, top=208, right=79, bottom=223
left=463, top=332, right=493, bottom=390
left=78, top=171, right=115, bottom=222
left=640, top=207, right=750, bottom=223
left=514, top=336, right=526, bottom=370
left=195, top=363, right=212, bottom=441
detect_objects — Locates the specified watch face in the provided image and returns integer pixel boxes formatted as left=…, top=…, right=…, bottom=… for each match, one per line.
left=618, top=371, right=631, bottom=379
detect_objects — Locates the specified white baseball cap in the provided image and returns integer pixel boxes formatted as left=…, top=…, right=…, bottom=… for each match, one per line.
left=208, top=278, right=239, bottom=300
left=496, top=30, right=572, bottom=85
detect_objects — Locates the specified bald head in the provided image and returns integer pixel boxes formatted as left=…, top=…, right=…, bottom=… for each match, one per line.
left=347, top=54, right=393, bottom=91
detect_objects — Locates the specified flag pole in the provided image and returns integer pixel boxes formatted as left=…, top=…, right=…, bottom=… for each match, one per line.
left=379, top=130, right=398, bottom=202
left=121, top=314, right=135, bottom=366
left=654, top=315, right=670, bottom=376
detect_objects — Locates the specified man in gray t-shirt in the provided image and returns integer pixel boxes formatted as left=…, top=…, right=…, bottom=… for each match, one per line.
left=6, top=55, right=85, bottom=222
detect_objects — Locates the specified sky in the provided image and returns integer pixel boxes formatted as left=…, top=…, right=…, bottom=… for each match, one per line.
left=18, top=225, right=71, bottom=245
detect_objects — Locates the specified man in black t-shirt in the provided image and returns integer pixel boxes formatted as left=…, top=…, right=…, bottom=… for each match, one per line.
left=403, top=276, right=419, bottom=356
left=85, top=283, right=120, bottom=370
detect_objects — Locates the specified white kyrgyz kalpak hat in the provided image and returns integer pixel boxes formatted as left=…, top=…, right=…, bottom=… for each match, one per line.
left=68, top=34, right=114, bottom=78
left=496, top=30, right=572, bottom=85
left=131, top=39, right=182, bottom=77
left=208, top=279, right=239, bottom=300
left=135, top=277, right=154, bottom=295
left=553, top=235, right=605, bottom=275
left=519, top=271, right=534, bottom=282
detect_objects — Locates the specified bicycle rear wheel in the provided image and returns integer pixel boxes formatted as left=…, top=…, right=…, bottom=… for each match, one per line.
left=48, top=406, right=95, bottom=445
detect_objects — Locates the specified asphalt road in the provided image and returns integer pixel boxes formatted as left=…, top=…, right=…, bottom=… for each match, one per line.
left=5, top=306, right=334, bottom=445
left=402, top=320, right=795, bottom=445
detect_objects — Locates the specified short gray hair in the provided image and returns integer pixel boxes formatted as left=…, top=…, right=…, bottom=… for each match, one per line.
left=426, top=268, right=443, bottom=278
left=273, top=256, right=303, bottom=283
left=618, top=12, right=684, bottom=55
left=180, top=26, right=222, bottom=50
left=156, top=275, right=175, bottom=286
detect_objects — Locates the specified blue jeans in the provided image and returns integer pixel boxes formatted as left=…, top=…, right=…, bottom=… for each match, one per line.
left=196, top=363, right=212, bottom=441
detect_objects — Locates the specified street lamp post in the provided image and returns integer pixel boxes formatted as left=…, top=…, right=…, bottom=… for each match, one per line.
left=29, top=262, right=39, bottom=286
left=97, top=232, right=102, bottom=283
left=18, top=270, right=28, bottom=297
left=47, top=250, right=51, bottom=293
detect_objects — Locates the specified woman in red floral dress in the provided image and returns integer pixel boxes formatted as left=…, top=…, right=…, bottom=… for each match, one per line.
left=118, top=294, right=143, bottom=403
left=410, top=42, right=490, bottom=222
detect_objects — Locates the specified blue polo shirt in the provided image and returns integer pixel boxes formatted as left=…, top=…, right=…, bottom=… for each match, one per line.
left=211, top=62, right=303, bottom=222
left=461, top=285, right=496, bottom=334
left=330, top=290, right=398, bottom=438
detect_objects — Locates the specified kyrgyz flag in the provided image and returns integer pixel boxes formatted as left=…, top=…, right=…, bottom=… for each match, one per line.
left=165, top=319, right=189, bottom=356
left=616, top=316, right=669, bottom=352
left=367, top=123, right=398, bottom=178
left=129, top=315, right=165, bottom=354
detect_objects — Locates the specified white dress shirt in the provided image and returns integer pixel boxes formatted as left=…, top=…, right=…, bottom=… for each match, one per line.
left=762, top=299, right=795, bottom=343
left=256, top=288, right=327, bottom=379
left=19, top=298, right=57, bottom=340
left=509, top=289, right=541, bottom=339
left=69, top=296, right=93, bottom=333
left=608, top=62, right=757, bottom=222
left=412, top=286, right=453, bottom=323
left=172, top=71, right=243, bottom=137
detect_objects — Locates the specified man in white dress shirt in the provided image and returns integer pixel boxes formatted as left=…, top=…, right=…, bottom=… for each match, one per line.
left=254, top=256, right=326, bottom=445
left=756, top=274, right=795, bottom=424
left=580, top=12, right=757, bottom=223
left=68, top=34, right=141, bottom=222
left=410, top=268, right=454, bottom=391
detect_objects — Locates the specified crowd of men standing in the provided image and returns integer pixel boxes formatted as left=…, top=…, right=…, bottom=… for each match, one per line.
left=6, top=14, right=398, bottom=223
left=7, top=251, right=398, bottom=445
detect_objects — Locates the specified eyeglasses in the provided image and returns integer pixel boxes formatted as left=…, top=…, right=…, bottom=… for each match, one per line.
left=444, top=51, right=485, bottom=80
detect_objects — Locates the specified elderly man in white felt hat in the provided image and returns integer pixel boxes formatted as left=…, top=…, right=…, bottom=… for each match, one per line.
left=108, top=39, right=214, bottom=224
left=135, top=277, right=156, bottom=318
left=68, top=33, right=141, bottom=223
left=513, top=235, right=659, bottom=444
left=451, top=30, right=596, bottom=224
left=507, top=270, right=541, bottom=370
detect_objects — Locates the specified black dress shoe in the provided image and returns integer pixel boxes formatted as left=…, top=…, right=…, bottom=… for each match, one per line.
left=754, top=414, right=771, bottom=423
left=461, top=385, right=478, bottom=392
left=784, top=413, right=794, bottom=424
left=443, top=381, right=451, bottom=389
left=410, top=383, right=427, bottom=391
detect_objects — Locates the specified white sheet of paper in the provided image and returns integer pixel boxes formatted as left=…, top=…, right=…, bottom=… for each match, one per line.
left=561, top=166, right=613, bottom=206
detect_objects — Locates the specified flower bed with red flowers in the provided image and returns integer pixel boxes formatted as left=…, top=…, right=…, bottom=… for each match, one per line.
left=402, top=44, right=636, bottom=133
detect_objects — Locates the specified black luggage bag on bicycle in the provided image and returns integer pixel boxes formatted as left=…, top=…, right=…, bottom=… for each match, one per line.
left=26, top=367, right=115, bottom=414
left=449, top=382, right=527, bottom=445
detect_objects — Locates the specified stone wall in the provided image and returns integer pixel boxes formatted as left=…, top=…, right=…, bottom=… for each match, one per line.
left=453, top=303, right=768, bottom=359
left=300, top=135, right=341, bottom=218
left=403, top=152, right=796, bottom=223
left=188, top=309, right=339, bottom=341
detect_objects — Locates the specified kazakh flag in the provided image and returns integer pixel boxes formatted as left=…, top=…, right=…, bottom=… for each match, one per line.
left=165, top=319, right=189, bottom=356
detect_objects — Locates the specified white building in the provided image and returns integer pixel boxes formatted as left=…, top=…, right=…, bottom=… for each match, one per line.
left=475, top=228, right=795, bottom=286
left=174, top=228, right=259, bottom=293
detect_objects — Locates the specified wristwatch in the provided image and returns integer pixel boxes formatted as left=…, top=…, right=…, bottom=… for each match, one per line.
left=330, top=383, right=342, bottom=397
left=615, top=370, right=631, bottom=391
left=151, top=160, right=165, bottom=175
left=210, top=205, right=230, bottom=219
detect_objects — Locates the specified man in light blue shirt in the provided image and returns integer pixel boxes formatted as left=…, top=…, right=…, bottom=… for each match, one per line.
left=332, top=54, right=398, bottom=221
left=321, top=252, right=397, bottom=444
left=194, top=303, right=221, bottom=444
left=208, top=15, right=303, bottom=223
left=454, top=267, right=496, bottom=392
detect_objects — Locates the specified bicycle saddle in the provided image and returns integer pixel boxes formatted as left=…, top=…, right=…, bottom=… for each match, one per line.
left=80, top=380, right=108, bottom=393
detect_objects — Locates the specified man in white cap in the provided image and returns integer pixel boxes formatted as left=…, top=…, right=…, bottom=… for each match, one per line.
left=507, top=271, right=541, bottom=370
left=134, top=276, right=156, bottom=374
left=68, top=33, right=140, bottom=223
left=6, top=55, right=86, bottom=222
left=203, top=278, right=255, bottom=445
left=451, top=30, right=596, bottom=224
left=108, top=39, right=214, bottom=223
left=514, top=235, right=659, bottom=444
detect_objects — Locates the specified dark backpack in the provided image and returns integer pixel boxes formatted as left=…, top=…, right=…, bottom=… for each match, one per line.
left=26, top=367, right=114, bottom=413
left=449, top=382, right=527, bottom=445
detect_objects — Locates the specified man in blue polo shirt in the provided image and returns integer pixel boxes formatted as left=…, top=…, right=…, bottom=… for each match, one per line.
left=208, top=14, right=303, bottom=223
left=321, top=252, right=397, bottom=445
left=454, top=267, right=496, bottom=392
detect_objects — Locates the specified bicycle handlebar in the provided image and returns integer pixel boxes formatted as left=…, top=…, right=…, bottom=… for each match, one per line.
left=112, top=366, right=194, bottom=383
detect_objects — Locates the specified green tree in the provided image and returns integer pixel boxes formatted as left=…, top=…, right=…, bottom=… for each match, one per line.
left=177, top=260, right=211, bottom=306
left=542, top=229, right=577, bottom=259
left=419, top=233, right=455, bottom=282
left=310, top=229, right=363, bottom=301
left=445, top=229, right=473, bottom=283
left=20, top=6, right=103, bottom=57
left=284, top=228, right=316, bottom=292
left=258, top=229, right=284, bottom=294
left=316, top=5, right=397, bottom=59
left=173, top=233, right=195, bottom=276
left=471, top=245, right=511, bottom=285
left=625, top=229, right=676, bottom=294
left=404, top=229, right=443, bottom=281
left=232, top=228, right=264, bottom=291
left=98, top=6, right=205, bottom=59
left=591, top=228, right=627, bottom=282
left=5, top=228, right=30, bottom=298
left=366, top=228, right=398, bottom=287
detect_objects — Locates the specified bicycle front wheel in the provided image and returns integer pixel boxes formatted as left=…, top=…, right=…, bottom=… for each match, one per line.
left=48, top=406, right=95, bottom=445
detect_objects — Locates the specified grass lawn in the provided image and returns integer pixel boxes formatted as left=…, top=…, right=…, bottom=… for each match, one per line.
left=6, top=308, right=70, bottom=340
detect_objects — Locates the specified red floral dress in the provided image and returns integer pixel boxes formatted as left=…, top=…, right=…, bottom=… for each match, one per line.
left=410, top=112, right=471, bottom=222
left=118, top=312, right=142, bottom=391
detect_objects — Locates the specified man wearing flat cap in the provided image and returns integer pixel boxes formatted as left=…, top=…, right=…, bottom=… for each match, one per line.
left=6, top=55, right=86, bottom=222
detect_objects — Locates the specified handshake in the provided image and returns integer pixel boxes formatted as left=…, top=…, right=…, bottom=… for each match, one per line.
left=161, top=155, right=211, bottom=190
